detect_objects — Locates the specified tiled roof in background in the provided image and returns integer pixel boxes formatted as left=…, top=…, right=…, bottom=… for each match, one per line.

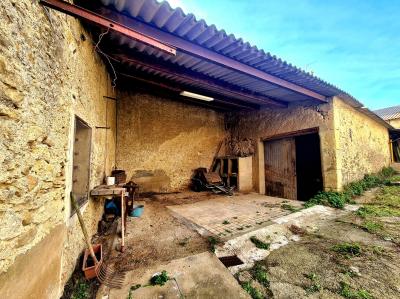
left=374, top=105, right=400, bottom=120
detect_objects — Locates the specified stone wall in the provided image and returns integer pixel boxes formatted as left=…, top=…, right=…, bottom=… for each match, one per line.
left=0, top=1, right=116, bottom=297
left=332, top=97, right=391, bottom=187
left=116, top=92, right=226, bottom=192
left=229, top=100, right=338, bottom=192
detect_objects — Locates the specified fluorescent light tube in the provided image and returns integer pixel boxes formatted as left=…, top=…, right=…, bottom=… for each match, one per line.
left=180, top=91, right=214, bottom=101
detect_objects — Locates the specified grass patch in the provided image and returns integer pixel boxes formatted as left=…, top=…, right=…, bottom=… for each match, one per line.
left=339, top=282, right=372, bottom=299
left=304, top=272, right=322, bottom=294
left=250, top=236, right=270, bottom=250
left=281, top=203, right=301, bottom=213
left=241, top=281, right=263, bottom=299
left=150, top=270, right=169, bottom=286
left=332, top=243, right=361, bottom=257
left=305, top=167, right=396, bottom=209
left=362, top=221, right=383, bottom=233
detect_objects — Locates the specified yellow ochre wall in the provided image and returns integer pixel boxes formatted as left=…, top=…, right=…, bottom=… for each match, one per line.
left=0, top=1, right=116, bottom=297
left=332, top=97, right=391, bottom=188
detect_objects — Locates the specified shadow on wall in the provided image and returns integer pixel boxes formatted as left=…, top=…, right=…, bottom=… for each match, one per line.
left=131, top=169, right=171, bottom=193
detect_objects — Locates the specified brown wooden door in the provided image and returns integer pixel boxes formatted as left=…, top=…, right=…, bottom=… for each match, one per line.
left=264, top=138, right=297, bottom=200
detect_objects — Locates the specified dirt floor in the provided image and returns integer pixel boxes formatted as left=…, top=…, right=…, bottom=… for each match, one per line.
left=107, top=192, right=214, bottom=273
left=235, top=185, right=400, bottom=299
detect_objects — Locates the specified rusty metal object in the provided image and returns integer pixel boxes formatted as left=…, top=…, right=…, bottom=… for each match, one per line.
left=39, top=0, right=176, bottom=55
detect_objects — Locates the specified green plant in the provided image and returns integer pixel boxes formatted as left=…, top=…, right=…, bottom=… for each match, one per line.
left=304, top=272, right=322, bottom=293
left=71, top=280, right=89, bottom=299
left=305, top=191, right=349, bottom=209
left=241, top=281, right=263, bottom=299
left=251, top=264, right=269, bottom=287
left=305, top=167, right=397, bottom=209
left=332, top=243, right=361, bottom=257
left=250, top=236, right=270, bottom=250
left=127, top=284, right=141, bottom=299
left=208, top=236, right=220, bottom=252
left=339, top=282, right=372, bottom=299
left=305, top=283, right=322, bottom=294
left=281, top=203, right=301, bottom=212
left=150, top=271, right=169, bottom=286
left=222, top=220, right=230, bottom=224
left=362, top=221, right=383, bottom=233
left=372, top=245, right=384, bottom=255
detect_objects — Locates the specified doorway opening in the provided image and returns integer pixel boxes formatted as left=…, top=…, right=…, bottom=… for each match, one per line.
left=264, top=128, right=323, bottom=201
left=295, top=133, right=323, bottom=201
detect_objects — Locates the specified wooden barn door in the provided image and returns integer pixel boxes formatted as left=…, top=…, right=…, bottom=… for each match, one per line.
left=264, top=138, right=297, bottom=200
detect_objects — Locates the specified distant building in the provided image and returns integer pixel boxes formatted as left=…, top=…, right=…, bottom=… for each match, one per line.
left=374, top=105, right=400, bottom=128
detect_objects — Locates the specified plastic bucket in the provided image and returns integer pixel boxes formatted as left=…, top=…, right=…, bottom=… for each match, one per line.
left=130, top=205, right=144, bottom=217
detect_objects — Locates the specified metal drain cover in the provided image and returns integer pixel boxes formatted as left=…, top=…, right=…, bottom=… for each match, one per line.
left=218, top=255, right=244, bottom=267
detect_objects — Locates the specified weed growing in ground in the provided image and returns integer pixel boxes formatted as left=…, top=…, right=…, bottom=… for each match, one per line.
left=281, top=203, right=301, bottom=213
left=305, top=167, right=396, bottom=209
left=71, top=280, right=89, bottom=299
left=304, top=272, right=322, bottom=294
left=222, top=220, right=230, bottom=225
left=251, top=264, right=269, bottom=287
left=150, top=271, right=169, bottom=286
left=241, top=281, right=263, bottom=299
left=332, top=243, right=361, bottom=257
left=250, top=236, right=270, bottom=249
left=208, top=236, right=220, bottom=252
left=371, top=245, right=384, bottom=255
left=304, top=191, right=349, bottom=208
left=362, top=221, right=383, bottom=233
left=127, top=284, right=141, bottom=299
left=339, top=282, right=372, bottom=299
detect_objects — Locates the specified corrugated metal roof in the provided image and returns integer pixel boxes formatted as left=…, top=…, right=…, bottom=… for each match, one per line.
left=99, top=0, right=356, bottom=104
left=374, top=105, right=400, bottom=120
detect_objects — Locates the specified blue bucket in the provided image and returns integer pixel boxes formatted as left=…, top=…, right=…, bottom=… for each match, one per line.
left=130, top=205, right=144, bottom=217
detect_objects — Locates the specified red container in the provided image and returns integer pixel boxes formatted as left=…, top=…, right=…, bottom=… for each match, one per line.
left=82, top=244, right=103, bottom=280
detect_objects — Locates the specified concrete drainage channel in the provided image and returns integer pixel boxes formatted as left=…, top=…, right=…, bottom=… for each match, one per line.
left=214, top=205, right=358, bottom=275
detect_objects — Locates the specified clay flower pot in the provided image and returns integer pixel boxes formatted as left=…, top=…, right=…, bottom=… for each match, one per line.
left=82, top=244, right=103, bottom=280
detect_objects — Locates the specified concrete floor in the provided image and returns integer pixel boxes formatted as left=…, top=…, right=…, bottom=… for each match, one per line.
left=107, top=252, right=249, bottom=299
left=167, top=193, right=303, bottom=239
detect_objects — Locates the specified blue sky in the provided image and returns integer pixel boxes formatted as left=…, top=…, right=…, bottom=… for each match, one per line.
left=168, top=0, right=399, bottom=110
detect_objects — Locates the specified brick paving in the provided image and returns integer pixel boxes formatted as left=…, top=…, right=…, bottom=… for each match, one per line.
left=167, top=193, right=303, bottom=239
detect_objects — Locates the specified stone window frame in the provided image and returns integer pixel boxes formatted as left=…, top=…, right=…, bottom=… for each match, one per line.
left=70, top=115, right=92, bottom=217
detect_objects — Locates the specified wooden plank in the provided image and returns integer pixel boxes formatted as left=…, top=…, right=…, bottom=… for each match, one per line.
left=264, top=138, right=297, bottom=200
left=262, top=127, right=319, bottom=142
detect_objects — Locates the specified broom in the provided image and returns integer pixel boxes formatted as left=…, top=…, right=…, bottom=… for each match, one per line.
left=71, top=193, right=126, bottom=288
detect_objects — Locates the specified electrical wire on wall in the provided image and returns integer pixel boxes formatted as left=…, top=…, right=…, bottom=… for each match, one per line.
left=94, top=28, right=117, bottom=88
